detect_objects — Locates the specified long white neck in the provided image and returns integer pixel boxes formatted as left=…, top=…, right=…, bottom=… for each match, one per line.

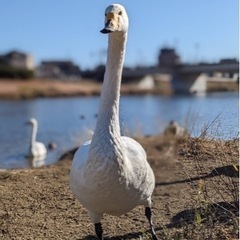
left=91, top=32, right=127, bottom=147
left=30, top=122, right=37, bottom=146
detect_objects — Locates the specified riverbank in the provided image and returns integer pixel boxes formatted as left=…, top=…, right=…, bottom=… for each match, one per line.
left=0, top=135, right=238, bottom=239
left=0, top=79, right=166, bottom=100
left=0, top=79, right=101, bottom=99
left=0, top=78, right=238, bottom=100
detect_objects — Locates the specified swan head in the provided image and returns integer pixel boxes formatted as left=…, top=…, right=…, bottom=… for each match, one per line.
left=101, top=4, right=129, bottom=34
left=26, top=118, right=38, bottom=126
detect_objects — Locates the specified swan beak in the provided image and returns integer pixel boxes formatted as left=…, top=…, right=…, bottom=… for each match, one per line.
left=25, top=120, right=32, bottom=126
left=100, top=22, right=113, bottom=34
left=101, top=12, right=118, bottom=34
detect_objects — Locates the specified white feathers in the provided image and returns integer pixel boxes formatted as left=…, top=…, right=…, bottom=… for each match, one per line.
left=70, top=3, right=155, bottom=227
left=26, top=118, right=47, bottom=158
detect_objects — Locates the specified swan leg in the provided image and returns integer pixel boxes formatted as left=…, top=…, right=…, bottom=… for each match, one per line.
left=95, top=222, right=103, bottom=240
left=145, top=207, right=158, bottom=240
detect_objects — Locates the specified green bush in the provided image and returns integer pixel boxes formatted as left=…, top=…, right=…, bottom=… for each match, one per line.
left=0, top=66, right=34, bottom=79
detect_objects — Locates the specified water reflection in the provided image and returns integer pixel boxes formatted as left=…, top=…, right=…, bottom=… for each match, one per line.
left=26, top=155, right=46, bottom=168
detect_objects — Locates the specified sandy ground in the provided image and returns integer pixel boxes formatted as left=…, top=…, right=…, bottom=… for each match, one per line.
left=0, top=135, right=238, bottom=240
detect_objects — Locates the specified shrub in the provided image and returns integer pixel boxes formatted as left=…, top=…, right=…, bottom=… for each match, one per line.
left=0, top=66, right=34, bottom=79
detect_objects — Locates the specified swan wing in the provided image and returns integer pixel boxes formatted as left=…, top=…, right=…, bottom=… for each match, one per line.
left=121, top=136, right=155, bottom=204
left=70, top=140, right=91, bottom=199
left=121, top=136, right=147, bottom=163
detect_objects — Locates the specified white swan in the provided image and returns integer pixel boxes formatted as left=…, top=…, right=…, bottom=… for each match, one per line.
left=70, top=4, right=158, bottom=240
left=164, top=120, right=189, bottom=137
left=26, top=118, right=47, bottom=158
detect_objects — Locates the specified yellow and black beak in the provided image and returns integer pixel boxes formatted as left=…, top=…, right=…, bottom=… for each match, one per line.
left=100, top=12, right=118, bottom=34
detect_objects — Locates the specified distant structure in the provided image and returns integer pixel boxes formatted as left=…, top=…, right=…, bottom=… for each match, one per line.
left=158, top=48, right=181, bottom=68
left=219, top=58, right=239, bottom=65
left=171, top=59, right=239, bottom=94
left=0, top=47, right=236, bottom=94
left=36, top=60, right=81, bottom=79
left=0, top=50, right=35, bottom=70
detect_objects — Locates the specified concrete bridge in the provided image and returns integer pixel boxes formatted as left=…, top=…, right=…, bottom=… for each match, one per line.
left=122, top=62, right=239, bottom=94
left=171, top=62, right=239, bottom=94
left=177, top=62, right=239, bottom=75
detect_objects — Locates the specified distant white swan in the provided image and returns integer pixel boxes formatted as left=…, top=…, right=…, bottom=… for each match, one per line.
left=70, top=4, right=158, bottom=240
left=26, top=118, right=47, bottom=158
left=164, top=120, right=188, bottom=137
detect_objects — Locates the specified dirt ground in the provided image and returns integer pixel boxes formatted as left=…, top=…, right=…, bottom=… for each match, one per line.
left=0, top=134, right=239, bottom=240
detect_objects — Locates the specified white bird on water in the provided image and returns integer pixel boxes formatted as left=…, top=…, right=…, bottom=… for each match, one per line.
left=26, top=118, right=47, bottom=158
left=70, top=4, right=158, bottom=240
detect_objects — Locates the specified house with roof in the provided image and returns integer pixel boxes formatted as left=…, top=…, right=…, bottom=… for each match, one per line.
left=36, top=60, right=81, bottom=79
left=0, top=50, right=35, bottom=70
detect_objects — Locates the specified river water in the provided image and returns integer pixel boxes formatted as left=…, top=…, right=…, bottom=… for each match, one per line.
left=0, top=92, right=238, bottom=169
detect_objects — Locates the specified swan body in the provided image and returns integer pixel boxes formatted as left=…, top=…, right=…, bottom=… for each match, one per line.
left=71, top=136, right=154, bottom=218
left=70, top=4, right=158, bottom=239
left=26, top=118, right=47, bottom=158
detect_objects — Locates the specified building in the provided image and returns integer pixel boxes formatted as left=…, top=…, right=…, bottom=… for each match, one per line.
left=0, top=50, right=35, bottom=70
left=158, top=48, right=181, bottom=68
left=36, top=60, right=81, bottom=79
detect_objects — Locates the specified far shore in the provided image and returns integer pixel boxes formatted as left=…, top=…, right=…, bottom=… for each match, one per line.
left=0, top=79, right=101, bottom=100
left=0, top=78, right=238, bottom=100
left=0, top=78, right=168, bottom=100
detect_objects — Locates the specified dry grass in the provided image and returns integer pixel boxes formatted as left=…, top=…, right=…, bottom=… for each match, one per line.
left=0, top=79, right=101, bottom=99
left=0, top=79, right=171, bottom=100
left=174, top=137, right=239, bottom=240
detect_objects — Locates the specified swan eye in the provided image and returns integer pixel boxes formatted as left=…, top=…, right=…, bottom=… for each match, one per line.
left=105, top=13, right=107, bottom=16
left=118, top=11, right=122, bottom=15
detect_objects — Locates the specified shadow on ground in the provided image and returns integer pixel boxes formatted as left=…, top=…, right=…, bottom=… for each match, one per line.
left=167, top=201, right=239, bottom=228
left=83, top=227, right=164, bottom=239
left=156, top=165, right=239, bottom=187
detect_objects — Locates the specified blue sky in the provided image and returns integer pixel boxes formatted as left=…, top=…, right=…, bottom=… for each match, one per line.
left=0, top=0, right=238, bottom=69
